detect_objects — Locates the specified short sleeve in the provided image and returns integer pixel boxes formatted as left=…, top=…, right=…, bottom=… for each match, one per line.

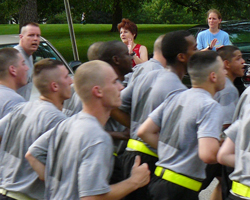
left=0, top=113, right=11, bottom=138
left=149, top=101, right=165, bottom=127
left=197, top=32, right=204, bottom=50
left=119, top=84, right=134, bottom=113
left=224, top=33, right=232, bottom=46
left=28, top=128, right=55, bottom=164
left=224, top=120, right=240, bottom=143
left=197, top=102, right=223, bottom=140
left=78, top=141, right=112, bottom=197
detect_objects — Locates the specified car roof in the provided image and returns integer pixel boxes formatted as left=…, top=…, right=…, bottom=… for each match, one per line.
left=0, top=34, right=46, bottom=45
left=190, top=20, right=250, bottom=32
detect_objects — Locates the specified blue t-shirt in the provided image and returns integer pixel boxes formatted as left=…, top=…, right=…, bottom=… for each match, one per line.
left=197, top=29, right=232, bottom=51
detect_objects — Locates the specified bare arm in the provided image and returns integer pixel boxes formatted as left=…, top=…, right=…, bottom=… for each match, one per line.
left=217, top=137, right=235, bottom=168
left=25, top=151, right=45, bottom=181
left=108, top=128, right=130, bottom=141
left=137, top=117, right=160, bottom=149
left=133, top=45, right=148, bottom=65
left=110, top=108, right=130, bottom=128
left=198, top=137, right=220, bottom=164
left=80, top=156, right=150, bottom=200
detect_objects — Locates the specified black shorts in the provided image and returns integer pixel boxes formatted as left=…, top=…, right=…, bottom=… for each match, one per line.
left=221, top=166, right=234, bottom=200
left=122, top=150, right=158, bottom=200
left=201, top=163, right=222, bottom=190
left=226, top=193, right=247, bottom=200
left=109, top=154, right=124, bottom=184
left=149, top=174, right=199, bottom=200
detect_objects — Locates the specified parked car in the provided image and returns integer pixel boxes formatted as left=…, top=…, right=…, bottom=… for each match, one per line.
left=186, top=21, right=250, bottom=90
left=0, top=34, right=81, bottom=100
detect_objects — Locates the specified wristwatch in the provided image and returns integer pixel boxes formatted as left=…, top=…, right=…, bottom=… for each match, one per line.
left=130, top=51, right=136, bottom=56
left=207, top=46, right=212, bottom=50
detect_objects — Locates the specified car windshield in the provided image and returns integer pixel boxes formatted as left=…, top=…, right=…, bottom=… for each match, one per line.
left=0, top=41, right=62, bottom=64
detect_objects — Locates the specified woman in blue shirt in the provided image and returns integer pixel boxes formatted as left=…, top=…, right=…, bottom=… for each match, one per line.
left=197, top=9, right=231, bottom=51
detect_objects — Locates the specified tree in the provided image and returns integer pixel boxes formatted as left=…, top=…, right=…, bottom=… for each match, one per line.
left=167, top=0, right=250, bottom=21
left=111, top=0, right=122, bottom=32
left=19, top=0, right=38, bottom=32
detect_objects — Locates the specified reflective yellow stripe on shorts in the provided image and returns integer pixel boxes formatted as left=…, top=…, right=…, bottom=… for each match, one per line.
left=232, top=181, right=250, bottom=198
left=0, top=188, right=36, bottom=200
left=127, top=139, right=158, bottom=158
left=155, top=166, right=202, bottom=192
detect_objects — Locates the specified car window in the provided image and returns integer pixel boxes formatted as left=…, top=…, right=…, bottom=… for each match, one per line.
left=33, top=42, right=62, bottom=63
left=0, top=44, right=17, bottom=48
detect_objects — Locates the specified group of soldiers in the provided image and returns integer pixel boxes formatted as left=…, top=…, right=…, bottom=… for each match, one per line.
left=0, top=22, right=249, bottom=200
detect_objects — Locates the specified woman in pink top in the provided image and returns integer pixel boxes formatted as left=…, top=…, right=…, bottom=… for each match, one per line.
left=118, top=18, right=148, bottom=67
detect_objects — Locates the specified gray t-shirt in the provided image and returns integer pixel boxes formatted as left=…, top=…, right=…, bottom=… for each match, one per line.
left=229, top=104, right=250, bottom=187
left=127, top=58, right=164, bottom=85
left=0, top=85, right=25, bottom=119
left=14, top=45, right=33, bottom=101
left=224, top=86, right=250, bottom=144
left=28, top=112, right=114, bottom=199
left=214, top=77, right=239, bottom=125
left=233, top=86, right=250, bottom=121
left=0, top=100, right=66, bottom=199
left=120, top=69, right=187, bottom=152
left=224, top=120, right=240, bottom=143
left=150, top=88, right=223, bottom=180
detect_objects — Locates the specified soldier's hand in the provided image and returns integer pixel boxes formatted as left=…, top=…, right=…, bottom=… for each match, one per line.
left=129, top=155, right=150, bottom=188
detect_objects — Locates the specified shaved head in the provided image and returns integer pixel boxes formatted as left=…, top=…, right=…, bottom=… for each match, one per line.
left=74, top=60, right=112, bottom=102
left=87, top=42, right=104, bottom=61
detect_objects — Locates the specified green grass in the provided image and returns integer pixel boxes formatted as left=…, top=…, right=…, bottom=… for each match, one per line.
left=0, top=24, right=195, bottom=62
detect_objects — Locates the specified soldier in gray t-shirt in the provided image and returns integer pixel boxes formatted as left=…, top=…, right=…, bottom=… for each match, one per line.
left=214, top=77, right=239, bottom=127
left=14, top=22, right=41, bottom=101
left=223, top=105, right=250, bottom=200
left=111, top=30, right=197, bottom=200
left=0, top=48, right=28, bottom=119
left=26, top=60, right=150, bottom=200
left=207, top=46, right=245, bottom=199
left=215, top=46, right=245, bottom=130
left=0, top=59, right=72, bottom=200
left=138, top=51, right=226, bottom=200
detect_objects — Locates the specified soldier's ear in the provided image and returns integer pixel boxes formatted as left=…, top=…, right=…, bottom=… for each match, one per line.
left=50, top=81, right=59, bottom=92
left=112, top=55, right=119, bottom=65
left=209, top=71, right=217, bottom=83
left=224, top=60, right=230, bottom=70
left=9, top=65, right=17, bottom=77
left=176, top=53, right=187, bottom=63
left=92, top=85, right=103, bottom=98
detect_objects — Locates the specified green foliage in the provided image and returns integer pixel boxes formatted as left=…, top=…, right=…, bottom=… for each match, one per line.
left=37, top=0, right=65, bottom=22
left=1, top=0, right=250, bottom=26
left=46, top=11, right=81, bottom=24
left=128, top=0, right=204, bottom=24
left=46, top=12, right=68, bottom=24
left=0, top=0, right=20, bottom=23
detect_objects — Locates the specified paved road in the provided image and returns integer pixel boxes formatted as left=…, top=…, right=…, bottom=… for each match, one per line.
left=199, top=178, right=218, bottom=200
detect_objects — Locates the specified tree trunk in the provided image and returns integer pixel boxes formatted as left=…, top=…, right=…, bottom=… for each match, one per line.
left=110, top=0, right=122, bottom=32
left=19, top=0, right=38, bottom=33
